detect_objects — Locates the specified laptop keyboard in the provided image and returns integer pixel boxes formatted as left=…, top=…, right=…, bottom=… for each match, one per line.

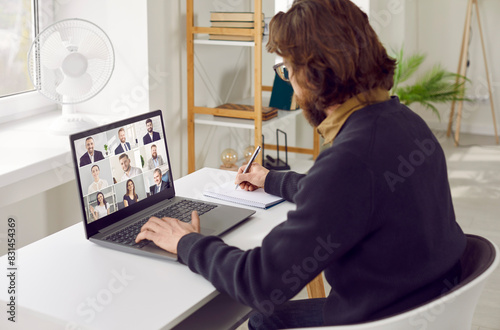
left=104, top=200, right=217, bottom=247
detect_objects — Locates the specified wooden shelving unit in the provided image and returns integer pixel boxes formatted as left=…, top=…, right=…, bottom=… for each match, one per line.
left=186, top=0, right=320, bottom=173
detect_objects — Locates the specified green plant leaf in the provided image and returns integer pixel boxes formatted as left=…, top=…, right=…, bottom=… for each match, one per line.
left=392, top=48, right=426, bottom=92
left=392, top=47, right=470, bottom=120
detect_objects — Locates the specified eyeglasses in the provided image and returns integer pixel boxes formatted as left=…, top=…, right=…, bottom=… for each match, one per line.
left=273, top=62, right=290, bottom=82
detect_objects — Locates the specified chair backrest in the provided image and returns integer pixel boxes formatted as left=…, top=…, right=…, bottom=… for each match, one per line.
left=299, top=234, right=499, bottom=330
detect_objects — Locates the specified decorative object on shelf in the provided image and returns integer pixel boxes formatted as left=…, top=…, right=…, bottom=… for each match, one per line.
left=262, top=129, right=290, bottom=171
left=390, top=47, right=469, bottom=121
left=27, top=18, right=115, bottom=135
left=215, top=103, right=278, bottom=121
left=104, top=144, right=109, bottom=156
left=243, top=145, right=255, bottom=165
left=209, top=11, right=264, bottom=42
left=269, top=72, right=299, bottom=110
left=220, top=148, right=239, bottom=171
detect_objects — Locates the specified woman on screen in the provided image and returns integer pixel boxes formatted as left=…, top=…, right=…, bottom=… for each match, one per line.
left=123, top=179, right=139, bottom=207
left=88, top=164, right=109, bottom=194
left=89, top=192, right=110, bottom=221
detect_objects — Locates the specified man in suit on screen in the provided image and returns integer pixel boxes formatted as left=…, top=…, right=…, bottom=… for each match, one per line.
left=143, top=118, right=161, bottom=145
left=114, top=128, right=132, bottom=155
left=79, top=137, right=105, bottom=167
left=149, top=168, right=169, bottom=195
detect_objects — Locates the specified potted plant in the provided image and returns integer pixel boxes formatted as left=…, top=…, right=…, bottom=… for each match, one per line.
left=104, top=144, right=109, bottom=156
left=391, top=47, right=470, bottom=120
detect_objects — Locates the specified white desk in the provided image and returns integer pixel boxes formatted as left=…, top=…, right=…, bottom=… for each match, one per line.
left=0, top=168, right=297, bottom=329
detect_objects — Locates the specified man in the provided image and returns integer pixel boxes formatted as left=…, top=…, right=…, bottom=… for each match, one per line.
left=143, top=118, right=161, bottom=145
left=149, top=168, right=169, bottom=195
left=88, top=164, right=109, bottom=194
left=147, top=144, right=164, bottom=170
left=79, top=137, right=105, bottom=167
left=136, top=1, right=466, bottom=329
left=119, top=153, right=142, bottom=182
left=114, top=128, right=132, bottom=155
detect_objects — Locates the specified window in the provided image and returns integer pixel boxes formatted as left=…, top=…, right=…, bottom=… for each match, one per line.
left=0, top=0, right=37, bottom=97
left=0, top=0, right=55, bottom=124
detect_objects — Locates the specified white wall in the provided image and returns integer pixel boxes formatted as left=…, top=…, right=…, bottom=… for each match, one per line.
left=0, top=181, right=80, bottom=256
left=53, top=0, right=150, bottom=119
left=146, top=0, right=183, bottom=179
left=417, top=0, right=500, bottom=136
left=371, top=0, right=500, bottom=137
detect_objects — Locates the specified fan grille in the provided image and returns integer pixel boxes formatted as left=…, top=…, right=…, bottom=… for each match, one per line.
left=28, top=18, right=115, bottom=104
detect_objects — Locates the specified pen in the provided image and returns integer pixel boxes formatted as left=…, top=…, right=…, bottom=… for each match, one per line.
left=235, top=145, right=261, bottom=190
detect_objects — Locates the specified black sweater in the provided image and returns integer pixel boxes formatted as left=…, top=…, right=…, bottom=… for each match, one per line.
left=178, top=97, right=466, bottom=325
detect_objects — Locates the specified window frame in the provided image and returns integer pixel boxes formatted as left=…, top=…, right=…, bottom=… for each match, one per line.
left=0, top=0, right=57, bottom=124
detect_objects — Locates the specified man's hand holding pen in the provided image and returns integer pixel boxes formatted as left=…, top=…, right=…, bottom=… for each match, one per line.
left=235, top=162, right=270, bottom=191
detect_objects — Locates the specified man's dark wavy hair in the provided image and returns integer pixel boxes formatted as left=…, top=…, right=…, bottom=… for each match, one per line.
left=267, top=0, right=396, bottom=109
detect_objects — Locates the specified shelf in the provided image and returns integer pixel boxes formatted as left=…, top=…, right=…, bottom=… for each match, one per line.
left=194, top=109, right=303, bottom=130
left=194, top=35, right=268, bottom=47
left=187, top=0, right=319, bottom=172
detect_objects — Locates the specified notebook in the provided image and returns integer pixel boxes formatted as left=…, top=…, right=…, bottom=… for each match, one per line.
left=203, top=182, right=285, bottom=209
left=70, top=110, right=255, bottom=261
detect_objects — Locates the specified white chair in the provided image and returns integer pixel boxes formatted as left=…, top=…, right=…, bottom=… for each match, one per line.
left=299, top=234, right=499, bottom=330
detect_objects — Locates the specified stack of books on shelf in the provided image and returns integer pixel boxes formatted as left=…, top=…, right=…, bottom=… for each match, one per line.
left=209, top=12, right=264, bottom=42
left=215, top=103, right=278, bottom=121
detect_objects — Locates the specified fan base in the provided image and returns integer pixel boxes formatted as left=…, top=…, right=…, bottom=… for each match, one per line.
left=50, top=114, right=97, bottom=135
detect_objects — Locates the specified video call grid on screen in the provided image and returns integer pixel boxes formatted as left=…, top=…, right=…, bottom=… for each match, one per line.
left=74, top=116, right=170, bottom=224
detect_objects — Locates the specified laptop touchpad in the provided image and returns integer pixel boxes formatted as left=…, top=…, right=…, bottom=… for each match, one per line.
left=201, top=227, right=216, bottom=235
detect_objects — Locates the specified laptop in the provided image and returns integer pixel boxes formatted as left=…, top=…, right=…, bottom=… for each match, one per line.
left=70, top=110, right=255, bottom=261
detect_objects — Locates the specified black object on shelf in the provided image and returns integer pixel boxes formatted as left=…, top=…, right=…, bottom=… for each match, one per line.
left=262, top=129, right=290, bottom=171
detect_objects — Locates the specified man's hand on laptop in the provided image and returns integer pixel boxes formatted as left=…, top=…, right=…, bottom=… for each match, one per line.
left=135, top=211, right=200, bottom=254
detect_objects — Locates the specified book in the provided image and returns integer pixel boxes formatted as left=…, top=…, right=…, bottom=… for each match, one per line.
left=203, top=181, right=285, bottom=209
left=210, top=12, right=261, bottom=22
left=208, top=34, right=254, bottom=42
left=210, top=21, right=265, bottom=28
left=269, top=72, right=299, bottom=110
left=215, top=103, right=278, bottom=121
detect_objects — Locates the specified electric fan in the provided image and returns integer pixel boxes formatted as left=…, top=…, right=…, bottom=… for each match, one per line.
left=28, top=18, right=114, bottom=134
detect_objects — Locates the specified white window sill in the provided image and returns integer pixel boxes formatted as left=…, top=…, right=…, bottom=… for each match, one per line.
left=0, top=110, right=122, bottom=208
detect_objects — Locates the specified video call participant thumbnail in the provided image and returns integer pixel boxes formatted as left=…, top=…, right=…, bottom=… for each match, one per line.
left=149, top=168, right=169, bottom=195
left=148, top=144, right=164, bottom=170
left=89, top=192, right=110, bottom=221
left=115, top=127, right=132, bottom=155
left=143, top=118, right=161, bottom=145
left=123, top=179, right=139, bottom=207
left=80, top=137, right=105, bottom=167
left=119, top=153, right=142, bottom=182
left=88, top=164, right=109, bottom=194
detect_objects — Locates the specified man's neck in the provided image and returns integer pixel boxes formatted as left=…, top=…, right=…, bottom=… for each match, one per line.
left=88, top=151, right=94, bottom=157
left=324, top=104, right=341, bottom=117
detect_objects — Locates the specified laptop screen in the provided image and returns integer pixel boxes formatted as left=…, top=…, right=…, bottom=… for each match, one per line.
left=71, top=110, right=174, bottom=232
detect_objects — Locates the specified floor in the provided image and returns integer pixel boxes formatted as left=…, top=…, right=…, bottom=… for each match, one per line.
left=236, top=130, right=500, bottom=330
